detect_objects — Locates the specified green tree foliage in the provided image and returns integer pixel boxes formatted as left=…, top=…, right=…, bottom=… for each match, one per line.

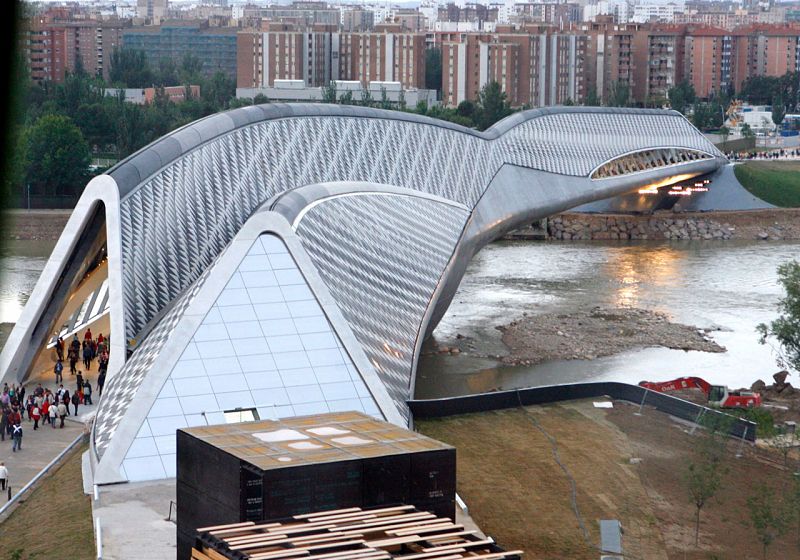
left=606, top=81, right=630, bottom=107
left=475, top=81, right=512, bottom=131
left=425, top=48, right=442, bottom=95
left=109, top=48, right=153, bottom=88
left=741, top=72, right=799, bottom=110
left=741, top=122, right=755, bottom=139
left=772, top=93, right=787, bottom=127
left=668, top=80, right=696, bottom=114
left=322, top=81, right=337, bottom=103
left=758, top=260, right=800, bottom=372
left=747, top=484, right=788, bottom=560
left=456, top=100, right=476, bottom=119
left=584, top=87, right=600, bottom=107
left=22, top=114, right=90, bottom=197
left=692, top=102, right=723, bottom=131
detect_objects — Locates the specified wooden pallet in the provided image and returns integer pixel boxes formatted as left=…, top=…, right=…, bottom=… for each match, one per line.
left=192, top=505, right=522, bottom=560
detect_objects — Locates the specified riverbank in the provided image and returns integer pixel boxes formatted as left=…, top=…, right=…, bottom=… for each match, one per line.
left=0, top=209, right=70, bottom=241
left=423, top=307, right=724, bottom=368
left=545, top=208, right=800, bottom=241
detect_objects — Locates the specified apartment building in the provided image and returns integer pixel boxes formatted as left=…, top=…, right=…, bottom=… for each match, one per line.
left=683, top=26, right=732, bottom=98
left=237, top=27, right=426, bottom=89
left=123, top=21, right=238, bottom=79
left=439, top=29, right=586, bottom=108
left=22, top=11, right=129, bottom=83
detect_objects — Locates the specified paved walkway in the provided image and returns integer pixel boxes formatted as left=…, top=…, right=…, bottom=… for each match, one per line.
left=0, top=412, right=85, bottom=503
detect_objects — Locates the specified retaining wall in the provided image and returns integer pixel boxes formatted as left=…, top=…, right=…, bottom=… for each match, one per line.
left=408, top=381, right=757, bottom=441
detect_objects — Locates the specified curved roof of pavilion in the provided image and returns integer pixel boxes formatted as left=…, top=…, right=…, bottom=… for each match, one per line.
left=0, top=104, right=726, bottom=483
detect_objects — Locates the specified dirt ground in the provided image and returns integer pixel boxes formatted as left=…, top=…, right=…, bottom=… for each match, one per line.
left=417, top=400, right=799, bottom=560
left=427, top=307, right=724, bottom=367
left=0, top=443, right=95, bottom=559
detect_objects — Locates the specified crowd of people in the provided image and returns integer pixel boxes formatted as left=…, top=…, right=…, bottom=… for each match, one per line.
left=0, top=328, right=109, bottom=456
left=727, top=148, right=800, bottom=160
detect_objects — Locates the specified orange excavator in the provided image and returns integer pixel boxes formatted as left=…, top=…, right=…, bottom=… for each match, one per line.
left=639, top=376, right=762, bottom=408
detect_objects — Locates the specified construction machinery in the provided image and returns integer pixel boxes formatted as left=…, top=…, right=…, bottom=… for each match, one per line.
left=639, top=376, right=762, bottom=408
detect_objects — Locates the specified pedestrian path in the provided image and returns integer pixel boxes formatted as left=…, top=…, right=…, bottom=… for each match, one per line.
left=0, top=413, right=84, bottom=503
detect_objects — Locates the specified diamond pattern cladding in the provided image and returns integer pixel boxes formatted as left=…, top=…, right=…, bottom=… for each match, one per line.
left=499, top=112, right=721, bottom=176
left=119, top=118, right=494, bottom=341
left=117, top=111, right=721, bottom=357
left=294, top=194, right=470, bottom=421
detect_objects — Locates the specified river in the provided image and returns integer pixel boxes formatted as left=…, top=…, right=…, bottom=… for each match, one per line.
left=0, top=238, right=797, bottom=397
left=415, top=239, right=800, bottom=399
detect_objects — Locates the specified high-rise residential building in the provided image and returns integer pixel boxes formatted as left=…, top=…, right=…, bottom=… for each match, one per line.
left=237, top=26, right=336, bottom=88
left=439, top=29, right=586, bottom=108
left=683, top=27, right=732, bottom=98
left=259, top=2, right=340, bottom=28
left=137, top=0, right=169, bottom=23
left=22, top=10, right=130, bottom=84
left=123, top=21, right=238, bottom=79
left=730, top=24, right=800, bottom=91
left=338, top=28, right=426, bottom=88
left=237, top=27, right=426, bottom=90
left=341, top=9, right=375, bottom=32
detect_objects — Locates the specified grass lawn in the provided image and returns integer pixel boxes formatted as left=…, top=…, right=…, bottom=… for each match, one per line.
left=733, top=160, right=800, bottom=207
left=0, top=443, right=94, bottom=560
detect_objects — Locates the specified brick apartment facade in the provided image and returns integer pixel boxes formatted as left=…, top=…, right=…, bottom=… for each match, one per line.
left=22, top=10, right=129, bottom=83
left=439, top=29, right=587, bottom=107
left=236, top=26, right=426, bottom=89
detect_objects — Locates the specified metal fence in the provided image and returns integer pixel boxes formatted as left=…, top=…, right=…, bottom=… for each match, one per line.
left=408, top=381, right=756, bottom=442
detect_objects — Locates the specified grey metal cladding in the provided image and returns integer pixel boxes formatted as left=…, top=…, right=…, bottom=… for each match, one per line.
left=294, top=193, right=469, bottom=422
left=498, top=112, right=720, bottom=176
left=114, top=105, right=721, bottom=344
left=119, top=116, right=494, bottom=340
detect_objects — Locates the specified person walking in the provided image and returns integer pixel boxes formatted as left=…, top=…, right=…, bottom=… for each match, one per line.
left=62, top=390, right=70, bottom=416
left=49, top=402, right=57, bottom=428
left=71, top=392, right=80, bottom=417
left=54, top=360, right=63, bottom=384
left=31, top=403, right=40, bottom=431
left=0, top=462, right=7, bottom=491
left=83, top=381, right=92, bottom=406
left=11, top=422, right=22, bottom=452
left=82, top=341, right=91, bottom=370
left=97, top=370, right=106, bottom=397
left=56, top=337, right=64, bottom=362
left=68, top=348, right=78, bottom=376
left=76, top=371, right=84, bottom=394
left=57, top=402, right=67, bottom=429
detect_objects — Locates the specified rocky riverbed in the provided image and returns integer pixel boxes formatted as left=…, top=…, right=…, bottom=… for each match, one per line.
left=425, top=307, right=726, bottom=367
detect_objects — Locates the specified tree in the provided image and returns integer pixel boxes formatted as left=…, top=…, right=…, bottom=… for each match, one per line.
left=253, top=93, right=269, bottom=105
left=202, top=71, right=235, bottom=112
left=22, top=114, right=90, bottom=197
left=741, top=122, right=756, bottom=139
left=425, top=48, right=442, bottom=95
left=584, top=87, right=600, bottom=106
left=359, top=86, right=374, bottom=107
left=607, top=81, right=630, bottom=107
left=380, top=87, right=391, bottom=110
left=684, top=418, right=729, bottom=546
left=322, top=81, right=337, bottom=103
left=109, top=48, right=153, bottom=88
left=179, top=53, right=204, bottom=84
left=747, top=484, right=788, bottom=560
left=456, top=100, right=476, bottom=120
left=719, top=125, right=730, bottom=151
left=773, top=93, right=787, bottom=127
left=668, top=80, right=696, bottom=114
left=475, top=81, right=512, bottom=131
left=758, top=260, right=800, bottom=372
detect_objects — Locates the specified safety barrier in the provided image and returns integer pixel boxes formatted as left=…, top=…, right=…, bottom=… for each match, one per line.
left=408, top=381, right=756, bottom=442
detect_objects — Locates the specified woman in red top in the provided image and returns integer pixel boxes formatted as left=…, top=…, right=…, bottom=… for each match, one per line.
left=31, top=404, right=41, bottom=430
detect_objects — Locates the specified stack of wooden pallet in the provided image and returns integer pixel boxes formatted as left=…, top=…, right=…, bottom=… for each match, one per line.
left=191, top=505, right=523, bottom=560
